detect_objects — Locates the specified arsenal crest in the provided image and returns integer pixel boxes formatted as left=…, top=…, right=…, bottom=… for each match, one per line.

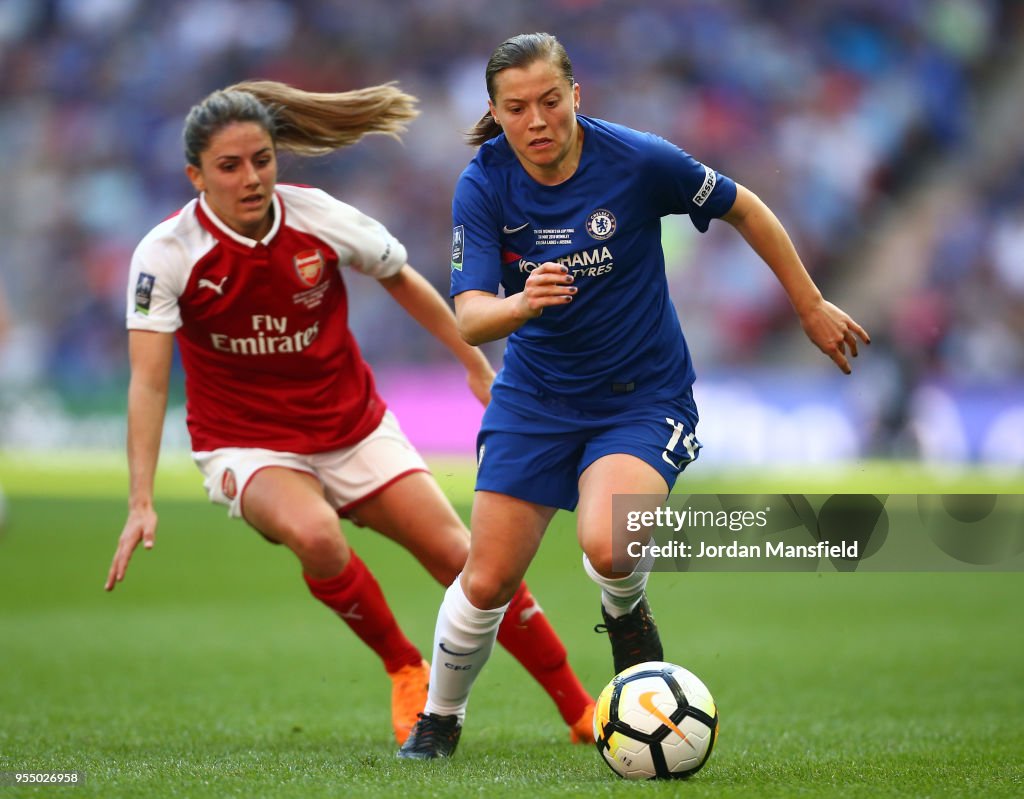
left=293, top=249, right=325, bottom=287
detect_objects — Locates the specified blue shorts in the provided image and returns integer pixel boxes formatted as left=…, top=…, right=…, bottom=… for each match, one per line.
left=475, top=385, right=701, bottom=511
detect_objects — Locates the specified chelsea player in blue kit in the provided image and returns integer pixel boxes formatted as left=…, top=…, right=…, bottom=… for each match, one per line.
left=399, top=32, right=870, bottom=759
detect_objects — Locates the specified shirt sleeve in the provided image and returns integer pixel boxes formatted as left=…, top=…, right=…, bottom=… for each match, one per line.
left=332, top=202, right=408, bottom=279
left=449, top=168, right=504, bottom=298
left=125, top=235, right=185, bottom=333
left=644, top=134, right=737, bottom=232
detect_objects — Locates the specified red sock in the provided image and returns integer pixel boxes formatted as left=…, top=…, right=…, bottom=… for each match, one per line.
left=304, top=551, right=422, bottom=674
left=497, top=582, right=593, bottom=724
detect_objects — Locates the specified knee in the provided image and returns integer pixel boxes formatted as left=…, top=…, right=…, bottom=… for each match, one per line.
left=461, top=568, right=518, bottom=610
left=284, top=517, right=348, bottom=574
left=584, top=546, right=620, bottom=580
left=426, top=525, right=470, bottom=585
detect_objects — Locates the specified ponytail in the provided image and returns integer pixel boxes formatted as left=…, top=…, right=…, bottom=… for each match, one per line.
left=466, top=111, right=503, bottom=147
left=184, top=80, right=419, bottom=164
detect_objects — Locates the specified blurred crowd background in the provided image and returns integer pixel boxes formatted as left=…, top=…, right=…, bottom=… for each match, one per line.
left=1, top=0, right=1022, bottom=464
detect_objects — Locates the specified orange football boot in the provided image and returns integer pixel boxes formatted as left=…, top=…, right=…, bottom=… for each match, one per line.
left=568, top=701, right=596, bottom=744
left=389, top=659, right=430, bottom=745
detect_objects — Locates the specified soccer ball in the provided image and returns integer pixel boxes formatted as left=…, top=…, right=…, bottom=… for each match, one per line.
left=593, top=661, right=718, bottom=780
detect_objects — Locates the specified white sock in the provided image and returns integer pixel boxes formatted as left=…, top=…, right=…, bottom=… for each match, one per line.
left=423, top=575, right=508, bottom=723
left=582, top=553, right=650, bottom=618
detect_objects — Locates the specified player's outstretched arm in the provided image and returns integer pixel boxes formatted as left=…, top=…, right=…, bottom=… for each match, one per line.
left=722, top=184, right=870, bottom=374
left=105, top=330, right=173, bottom=591
left=379, top=264, right=495, bottom=405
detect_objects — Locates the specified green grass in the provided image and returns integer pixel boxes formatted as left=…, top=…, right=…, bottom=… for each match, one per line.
left=0, top=454, right=1022, bottom=797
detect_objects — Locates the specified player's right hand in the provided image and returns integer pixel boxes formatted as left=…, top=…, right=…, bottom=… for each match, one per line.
left=104, top=507, right=158, bottom=591
left=518, top=262, right=577, bottom=317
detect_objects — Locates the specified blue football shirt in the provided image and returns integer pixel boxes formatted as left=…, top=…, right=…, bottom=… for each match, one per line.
left=450, top=115, right=737, bottom=408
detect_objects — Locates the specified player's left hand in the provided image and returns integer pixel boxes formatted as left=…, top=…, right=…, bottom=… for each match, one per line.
left=798, top=299, right=870, bottom=374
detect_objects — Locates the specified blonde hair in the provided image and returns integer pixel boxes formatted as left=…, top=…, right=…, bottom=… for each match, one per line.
left=184, top=80, right=419, bottom=165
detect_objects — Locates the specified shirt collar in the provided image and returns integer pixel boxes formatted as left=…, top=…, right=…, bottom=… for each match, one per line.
left=198, top=192, right=282, bottom=247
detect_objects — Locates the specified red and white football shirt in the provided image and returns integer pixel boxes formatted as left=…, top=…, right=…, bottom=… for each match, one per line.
left=126, top=184, right=407, bottom=454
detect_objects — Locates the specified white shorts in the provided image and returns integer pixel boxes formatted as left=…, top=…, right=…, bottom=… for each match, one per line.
left=193, top=410, right=429, bottom=519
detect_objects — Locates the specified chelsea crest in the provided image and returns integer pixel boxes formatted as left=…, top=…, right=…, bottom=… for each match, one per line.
left=585, top=208, right=616, bottom=240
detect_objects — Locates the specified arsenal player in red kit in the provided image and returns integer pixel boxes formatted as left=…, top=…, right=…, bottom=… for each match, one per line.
left=104, top=80, right=594, bottom=745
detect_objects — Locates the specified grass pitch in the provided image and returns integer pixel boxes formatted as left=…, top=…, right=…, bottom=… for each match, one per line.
left=0, top=453, right=1021, bottom=798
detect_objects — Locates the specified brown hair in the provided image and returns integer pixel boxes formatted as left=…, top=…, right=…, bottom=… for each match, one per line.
left=183, top=80, right=419, bottom=166
left=466, top=32, right=575, bottom=147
